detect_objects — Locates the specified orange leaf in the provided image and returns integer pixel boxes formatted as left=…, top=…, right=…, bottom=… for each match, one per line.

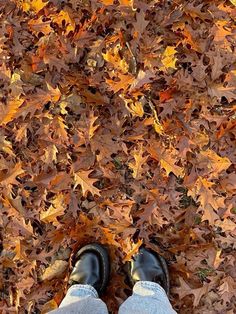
left=0, top=98, right=24, bottom=125
left=124, top=239, right=143, bottom=262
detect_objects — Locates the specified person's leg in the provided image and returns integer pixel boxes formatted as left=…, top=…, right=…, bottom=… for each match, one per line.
left=118, top=281, right=176, bottom=314
left=119, top=247, right=177, bottom=314
left=49, top=284, right=108, bottom=314
left=49, top=243, right=110, bottom=314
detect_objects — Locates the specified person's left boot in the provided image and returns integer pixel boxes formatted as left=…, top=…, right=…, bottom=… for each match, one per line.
left=68, top=243, right=110, bottom=296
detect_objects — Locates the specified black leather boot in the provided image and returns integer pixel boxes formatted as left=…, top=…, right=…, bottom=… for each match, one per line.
left=69, top=243, right=110, bottom=296
left=128, top=247, right=170, bottom=295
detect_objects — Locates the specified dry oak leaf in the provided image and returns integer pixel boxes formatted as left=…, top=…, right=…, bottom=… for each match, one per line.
left=174, top=278, right=209, bottom=307
left=161, top=46, right=177, bottom=70
left=16, top=276, right=34, bottom=297
left=106, top=73, right=135, bottom=93
left=52, top=10, right=76, bottom=34
left=42, top=144, right=58, bottom=165
left=200, top=149, right=231, bottom=176
left=0, top=163, right=24, bottom=186
left=41, top=260, right=68, bottom=281
left=215, top=218, right=236, bottom=232
left=122, top=96, right=144, bottom=117
left=148, top=145, right=184, bottom=177
left=0, top=98, right=24, bottom=125
left=103, top=45, right=129, bottom=74
left=74, top=170, right=100, bottom=196
left=124, top=239, right=143, bottom=262
left=208, top=84, right=236, bottom=102
left=0, top=136, right=15, bottom=156
left=40, top=194, right=66, bottom=225
left=28, top=17, right=52, bottom=35
left=201, top=204, right=220, bottom=225
left=13, top=238, right=28, bottom=261
left=52, top=116, right=69, bottom=143
left=160, top=157, right=184, bottom=178
left=211, top=20, right=232, bottom=50
left=129, top=70, right=155, bottom=92
left=188, top=177, right=225, bottom=215
left=218, top=276, right=236, bottom=304
left=87, top=112, right=99, bottom=140
left=128, top=146, right=148, bottom=180
left=133, top=10, right=149, bottom=40
left=22, top=0, right=48, bottom=13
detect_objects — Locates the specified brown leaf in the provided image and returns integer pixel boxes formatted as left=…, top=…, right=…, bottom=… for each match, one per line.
left=218, top=276, right=236, bottom=304
left=128, top=145, right=148, bottom=179
left=208, top=84, right=236, bottom=101
left=174, top=278, right=209, bottom=307
left=0, top=163, right=24, bottom=187
left=129, top=70, right=155, bottom=92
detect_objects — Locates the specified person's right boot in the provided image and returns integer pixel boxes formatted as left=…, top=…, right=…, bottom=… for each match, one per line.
left=128, top=247, right=170, bottom=295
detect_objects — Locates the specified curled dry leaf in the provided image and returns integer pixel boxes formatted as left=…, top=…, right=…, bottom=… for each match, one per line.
left=41, top=260, right=68, bottom=281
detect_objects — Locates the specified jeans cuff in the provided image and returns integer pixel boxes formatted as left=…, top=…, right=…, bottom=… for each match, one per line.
left=133, top=281, right=167, bottom=297
left=67, top=284, right=99, bottom=298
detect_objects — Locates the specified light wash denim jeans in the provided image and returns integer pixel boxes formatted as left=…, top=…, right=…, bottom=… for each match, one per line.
left=49, top=281, right=177, bottom=314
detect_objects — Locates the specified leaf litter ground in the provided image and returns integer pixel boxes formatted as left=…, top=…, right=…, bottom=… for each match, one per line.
left=0, top=0, right=236, bottom=313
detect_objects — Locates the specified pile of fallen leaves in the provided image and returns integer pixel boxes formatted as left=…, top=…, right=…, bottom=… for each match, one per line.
left=0, top=0, right=236, bottom=313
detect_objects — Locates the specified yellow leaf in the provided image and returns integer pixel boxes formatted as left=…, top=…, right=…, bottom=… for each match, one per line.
left=164, top=46, right=177, bottom=56
left=161, top=46, right=177, bottom=70
left=52, top=10, right=75, bottom=34
left=22, top=0, right=48, bottom=13
left=230, top=0, right=236, bottom=5
left=74, top=170, right=100, bottom=196
left=103, top=44, right=129, bottom=74
left=58, top=101, right=68, bottom=114
left=124, top=100, right=144, bottom=117
left=154, top=120, right=164, bottom=135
